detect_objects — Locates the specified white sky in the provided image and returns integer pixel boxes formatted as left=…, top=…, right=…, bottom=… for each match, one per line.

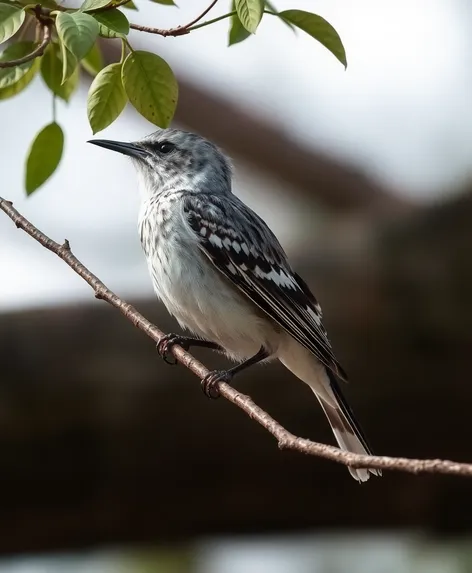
left=2, top=0, right=472, bottom=311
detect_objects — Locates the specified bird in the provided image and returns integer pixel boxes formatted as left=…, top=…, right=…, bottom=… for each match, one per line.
left=88, top=129, right=380, bottom=482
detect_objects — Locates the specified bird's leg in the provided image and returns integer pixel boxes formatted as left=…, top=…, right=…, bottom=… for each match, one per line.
left=201, top=346, right=269, bottom=399
left=157, top=334, right=224, bottom=365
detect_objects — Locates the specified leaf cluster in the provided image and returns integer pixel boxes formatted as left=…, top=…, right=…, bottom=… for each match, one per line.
left=0, top=0, right=346, bottom=194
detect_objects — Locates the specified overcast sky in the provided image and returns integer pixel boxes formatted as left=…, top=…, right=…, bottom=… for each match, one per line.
left=2, top=0, right=472, bottom=312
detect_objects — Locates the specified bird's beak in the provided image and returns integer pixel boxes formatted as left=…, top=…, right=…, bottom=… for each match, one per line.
left=87, top=139, right=150, bottom=159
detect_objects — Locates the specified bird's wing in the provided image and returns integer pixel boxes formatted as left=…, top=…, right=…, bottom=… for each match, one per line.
left=182, top=193, right=347, bottom=380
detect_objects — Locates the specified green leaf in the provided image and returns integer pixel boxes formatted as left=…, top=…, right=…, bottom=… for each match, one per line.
left=120, top=0, right=137, bottom=10
left=0, top=4, right=25, bottom=44
left=58, top=38, right=78, bottom=84
left=41, top=42, right=79, bottom=102
left=122, top=50, right=177, bottom=128
left=87, top=62, right=127, bottom=134
left=228, top=0, right=250, bottom=46
left=25, top=122, right=64, bottom=195
left=56, top=11, right=99, bottom=62
left=81, top=41, right=103, bottom=76
left=80, top=0, right=112, bottom=11
left=278, top=10, right=347, bottom=68
left=0, top=41, right=35, bottom=88
left=0, top=46, right=39, bottom=100
left=150, top=0, right=176, bottom=4
left=234, top=0, right=263, bottom=34
left=229, top=15, right=250, bottom=45
left=93, top=9, right=129, bottom=38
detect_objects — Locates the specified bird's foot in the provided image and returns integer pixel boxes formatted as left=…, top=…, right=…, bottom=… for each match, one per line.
left=201, top=370, right=233, bottom=399
left=157, top=333, right=190, bottom=365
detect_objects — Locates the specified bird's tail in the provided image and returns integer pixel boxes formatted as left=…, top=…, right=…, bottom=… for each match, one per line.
left=318, top=369, right=381, bottom=482
left=278, top=341, right=380, bottom=482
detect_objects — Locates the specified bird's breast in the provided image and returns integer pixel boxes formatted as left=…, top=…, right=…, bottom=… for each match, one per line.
left=137, top=195, right=278, bottom=359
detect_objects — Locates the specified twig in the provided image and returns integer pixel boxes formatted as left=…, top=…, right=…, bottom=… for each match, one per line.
left=176, top=0, right=220, bottom=30
left=2, top=195, right=472, bottom=478
left=129, top=0, right=221, bottom=37
left=0, top=24, right=51, bottom=69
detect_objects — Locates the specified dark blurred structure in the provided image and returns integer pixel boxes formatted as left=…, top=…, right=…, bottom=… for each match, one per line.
left=2, top=70, right=472, bottom=554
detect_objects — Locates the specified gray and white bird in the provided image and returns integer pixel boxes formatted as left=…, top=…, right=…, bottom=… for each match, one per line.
left=89, top=129, right=380, bottom=482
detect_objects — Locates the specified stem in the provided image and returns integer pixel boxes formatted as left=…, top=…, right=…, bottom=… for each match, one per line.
left=34, top=20, right=40, bottom=43
left=52, top=94, right=57, bottom=123
left=129, top=0, right=226, bottom=37
left=178, top=0, right=220, bottom=30
left=129, top=10, right=237, bottom=37
left=186, top=10, right=236, bottom=32
left=17, top=14, right=34, bottom=40
left=123, top=36, right=133, bottom=53
left=0, top=25, right=51, bottom=68
left=21, top=3, right=38, bottom=11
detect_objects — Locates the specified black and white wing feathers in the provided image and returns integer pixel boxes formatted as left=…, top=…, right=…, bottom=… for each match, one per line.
left=183, top=193, right=347, bottom=381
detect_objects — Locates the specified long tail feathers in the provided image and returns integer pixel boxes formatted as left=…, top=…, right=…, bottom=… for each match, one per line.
left=277, top=340, right=380, bottom=482
left=318, top=370, right=381, bottom=483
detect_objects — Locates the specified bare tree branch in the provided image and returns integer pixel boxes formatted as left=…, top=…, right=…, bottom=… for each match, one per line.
left=129, top=0, right=222, bottom=37
left=1, top=195, right=472, bottom=478
left=0, top=25, right=51, bottom=69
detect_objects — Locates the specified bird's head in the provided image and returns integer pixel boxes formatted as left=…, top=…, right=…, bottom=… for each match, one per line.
left=88, top=128, right=233, bottom=198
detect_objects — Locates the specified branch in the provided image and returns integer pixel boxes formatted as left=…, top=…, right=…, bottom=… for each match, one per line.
left=129, top=0, right=223, bottom=37
left=0, top=24, right=51, bottom=69
left=176, top=0, right=220, bottom=30
left=1, top=196, right=472, bottom=478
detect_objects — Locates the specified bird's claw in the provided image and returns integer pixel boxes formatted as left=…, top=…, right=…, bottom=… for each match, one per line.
left=201, top=370, right=233, bottom=399
left=157, top=334, right=189, bottom=365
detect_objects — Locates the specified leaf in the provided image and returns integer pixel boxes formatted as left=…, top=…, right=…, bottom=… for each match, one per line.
left=234, top=0, right=263, bottom=34
left=151, top=0, right=176, bottom=4
left=93, top=9, right=129, bottom=38
left=122, top=50, right=177, bottom=128
left=120, top=0, right=137, bottom=10
left=80, top=0, right=112, bottom=11
left=0, top=47, right=39, bottom=100
left=87, top=62, right=127, bottom=134
left=58, top=38, right=78, bottom=84
left=0, top=4, right=25, bottom=44
left=56, top=11, right=99, bottom=62
left=81, top=41, right=103, bottom=76
left=229, top=15, right=250, bottom=46
left=25, top=122, right=64, bottom=195
left=0, top=41, right=35, bottom=89
left=278, top=10, right=347, bottom=68
left=228, top=0, right=250, bottom=46
left=41, top=43, right=79, bottom=102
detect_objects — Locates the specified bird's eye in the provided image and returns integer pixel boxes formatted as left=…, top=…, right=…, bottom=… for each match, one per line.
left=157, top=141, right=175, bottom=154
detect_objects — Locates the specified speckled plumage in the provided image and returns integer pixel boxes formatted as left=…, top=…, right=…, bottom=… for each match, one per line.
left=90, top=128, right=379, bottom=483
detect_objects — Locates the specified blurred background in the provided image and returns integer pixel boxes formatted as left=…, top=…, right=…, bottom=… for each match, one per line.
left=2, top=0, right=472, bottom=570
